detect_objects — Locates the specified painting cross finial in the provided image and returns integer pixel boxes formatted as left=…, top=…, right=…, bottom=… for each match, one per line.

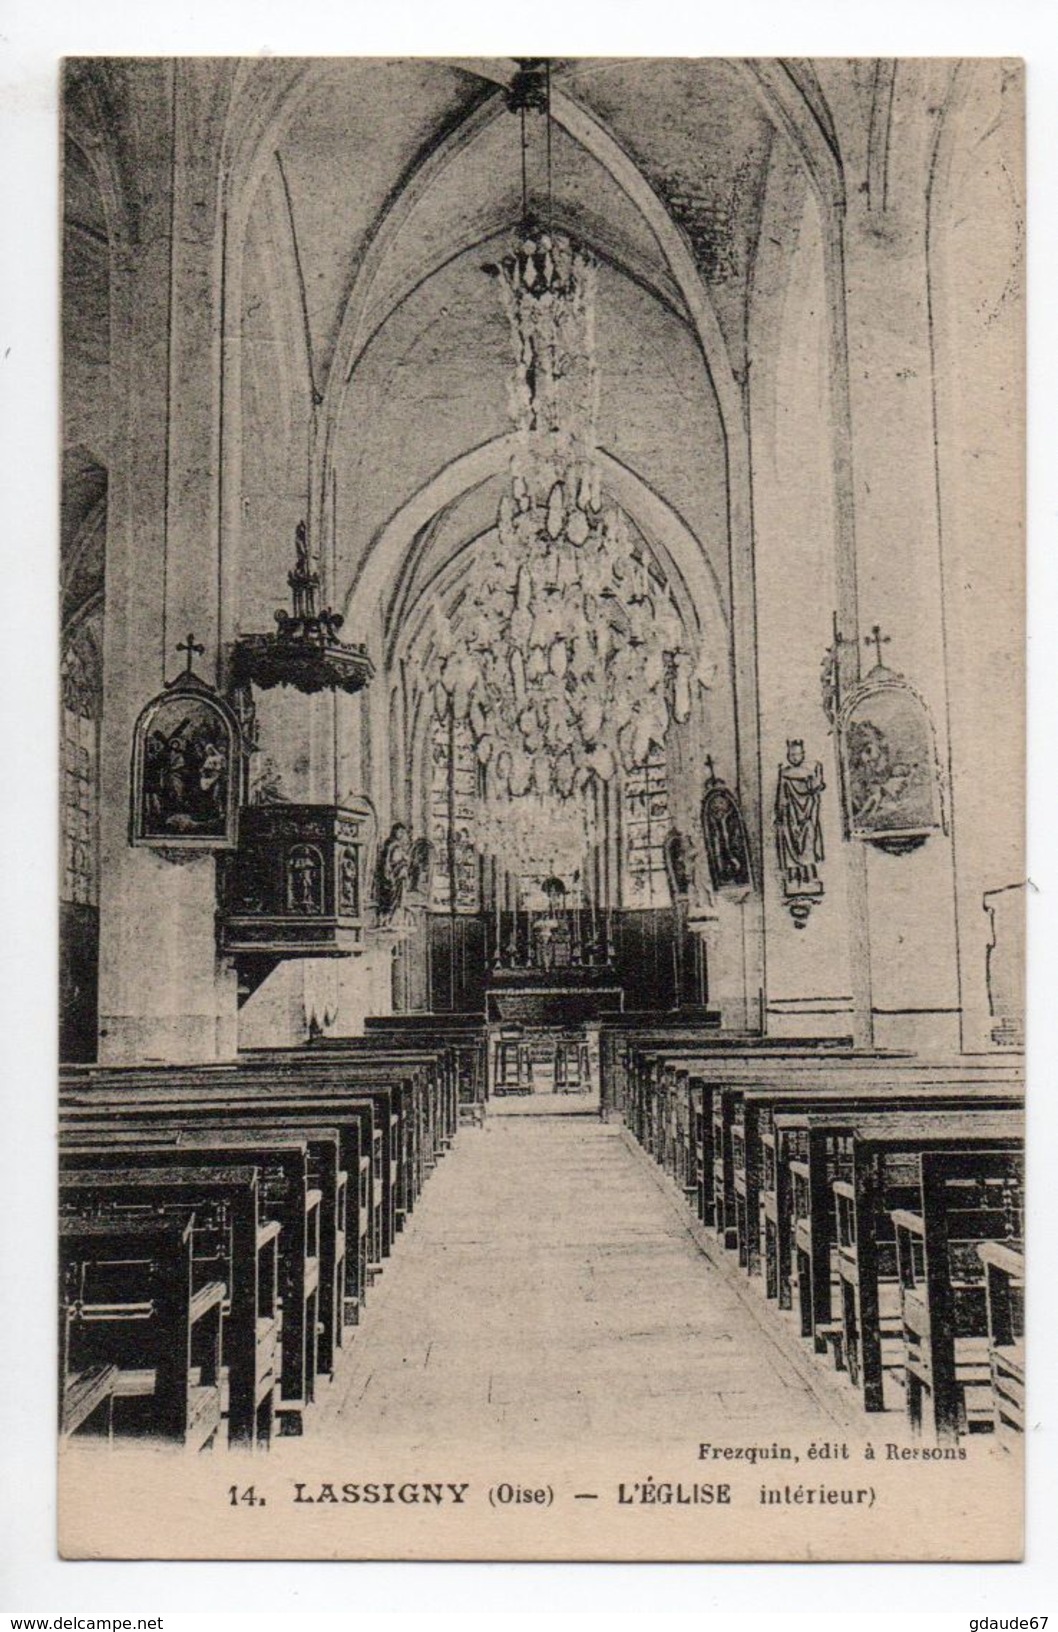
left=176, top=631, right=205, bottom=676
left=865, top=624, right=891, bottom=669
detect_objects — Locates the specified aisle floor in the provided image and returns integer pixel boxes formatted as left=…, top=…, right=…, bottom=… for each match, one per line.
left=310, top=1114, right=839, bottom=1454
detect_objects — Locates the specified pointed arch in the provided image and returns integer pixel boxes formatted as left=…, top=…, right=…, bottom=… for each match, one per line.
left=739, top=59, right=845, bottom=215
left=314, top=75, right=746, bottom=531
left=339, top=434, right=729, bottom=683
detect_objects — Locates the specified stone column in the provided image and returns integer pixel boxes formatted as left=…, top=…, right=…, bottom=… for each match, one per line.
left=97, top=61, right=239, bottom=1063
left=837, top=63, right=963, bottom=1055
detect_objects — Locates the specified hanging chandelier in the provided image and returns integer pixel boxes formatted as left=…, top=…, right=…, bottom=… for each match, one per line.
left=427, top=62, right=698, bottom=806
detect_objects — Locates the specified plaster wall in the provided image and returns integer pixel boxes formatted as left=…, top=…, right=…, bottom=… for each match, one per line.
left=928, top=61, right=1025, bottom=1053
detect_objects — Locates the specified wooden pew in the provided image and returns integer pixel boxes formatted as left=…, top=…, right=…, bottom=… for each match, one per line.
left=364, top=1033, right=452, bottom=1152
left=688, top=1076, right=712, bottom=1225
left=59, top=1038, right=459, bottom=1440
left=608, top=1027, right=852, bottom=1145
left=893, top=1148, right=1024, bottom=1441
left=661, top=1067, right=699, bottom=1207
left=60, top=1136, right=320, bottom=1434
left=282, top=1067, right=404, bottom=1249
left=63, top=1057, right=398, bottom=1283
left=713, top=1084, right=740, bottom=1249
left=61, top=1149, right=280, bottom=1448
left=61, top=1359, right=119, bottom=1440
left=703, top=1057, right=894, bottom=1255
left=67, top=1031, right=444, bottom=1211
left=249, top=1043, right=443, bottom=1233
left=649, top=1044, right=862, bottom=1227
left=758, top=1075, right=1021, bottom=1337
left=309, top=1032, right=454, bottom=1165
left=60, top=1098, right=356, bottom=1398
left=65, top=1123, right=345, bottom=1378
left=596, top=1010, right=721, bottom=1119
left=977, top=1242, right=1024, bottom=1434
left=59, top=1206, right=224, bottom=1450
left=772, top=1106, right=1021, bottom=1409
left=702, top=1060, right=1022, bottom=1276
left=607, top=1040, right=881, bottom=1245
left=61, top=1051, right=443, bottom=1325
left=759, top=1078, right=1019, bottom=1286
left=615, top=1037, right=867, bottom=1200
left=234, top=1083, right=377, bottom=1294
left=363, top=1014, right=486, bottom=1128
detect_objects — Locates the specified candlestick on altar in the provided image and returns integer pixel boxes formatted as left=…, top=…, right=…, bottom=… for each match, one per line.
left=493, top=856, right=502, bottom=966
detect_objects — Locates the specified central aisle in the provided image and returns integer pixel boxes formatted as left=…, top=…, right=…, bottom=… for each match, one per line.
left=311, top=1114, right=839, bottom=1454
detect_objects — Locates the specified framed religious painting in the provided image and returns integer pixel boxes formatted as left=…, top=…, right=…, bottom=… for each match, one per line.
left=838, top=667, right=947, bottom=855
left=129, top=670, right=243, bottom=850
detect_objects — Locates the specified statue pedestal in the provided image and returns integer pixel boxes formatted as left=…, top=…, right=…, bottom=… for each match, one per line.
left=782, top=876, right=824, bottom=929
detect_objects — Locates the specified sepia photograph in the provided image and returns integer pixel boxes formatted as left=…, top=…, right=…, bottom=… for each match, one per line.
left=51, top=50, right=1026, bottom=1564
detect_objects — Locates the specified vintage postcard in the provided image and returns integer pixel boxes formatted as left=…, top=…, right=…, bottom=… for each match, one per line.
left=57, top=55, right=1025, bottom=1562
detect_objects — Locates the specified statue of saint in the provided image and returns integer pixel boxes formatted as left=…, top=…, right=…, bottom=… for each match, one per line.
left=294, top=519, right=310, bottom=575
left=407, top=837, right=434, bottom=904
left=663, top=829, right=694, bottom=900
left=375, top=822, right=412, bottom=923
left=699, top=759, right=752, bottom=896
left=288, top=520, right=319, bottom=622
left=775, top=740, right=825, bottom=888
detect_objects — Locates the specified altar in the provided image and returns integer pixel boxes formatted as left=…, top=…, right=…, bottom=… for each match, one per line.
left=484, top=970, right=621, bottom=1099
left=486, top=972, right=623, bottom=1028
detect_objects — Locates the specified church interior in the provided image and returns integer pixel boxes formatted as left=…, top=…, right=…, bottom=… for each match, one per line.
left=59, top=57, right=1025, bottom=1463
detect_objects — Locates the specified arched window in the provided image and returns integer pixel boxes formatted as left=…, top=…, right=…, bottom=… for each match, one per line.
left=622, top=741, right=670, bottom=908
left=61, top=635, right=101, bottom=907
left=60, top=619, right=103, bottom=1064
left=428, top=711, right=481, bottom=913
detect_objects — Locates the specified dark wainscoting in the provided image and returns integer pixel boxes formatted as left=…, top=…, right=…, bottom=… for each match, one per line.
left=60, top=901, right=99, bottom=1062
left=418, top=908, right=704, bottom=1016
left=427, top=914, right=488, bottom=1015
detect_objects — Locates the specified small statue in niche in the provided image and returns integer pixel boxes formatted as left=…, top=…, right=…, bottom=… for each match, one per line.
left=286, top=844, right=324, bottom=915
left=699, top=758, right=752, bottom=899
left=774, top=740, right=825, bottom=927
left=249, top=755, right=287, bottom=806
left=375, top=822, right=412, bottom=923
left=663, top=829, right=694, bottom=901
left=338, top=844, right=360, bottom=917
left=406, top=837, right=434, bottom=906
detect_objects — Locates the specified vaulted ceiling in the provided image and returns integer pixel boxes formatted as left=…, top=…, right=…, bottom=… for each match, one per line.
left=232, top=58, right=801, bottom=640
left=64, top=57, right=873, bottom=670
left=257, top=57, right=779, bottom=392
